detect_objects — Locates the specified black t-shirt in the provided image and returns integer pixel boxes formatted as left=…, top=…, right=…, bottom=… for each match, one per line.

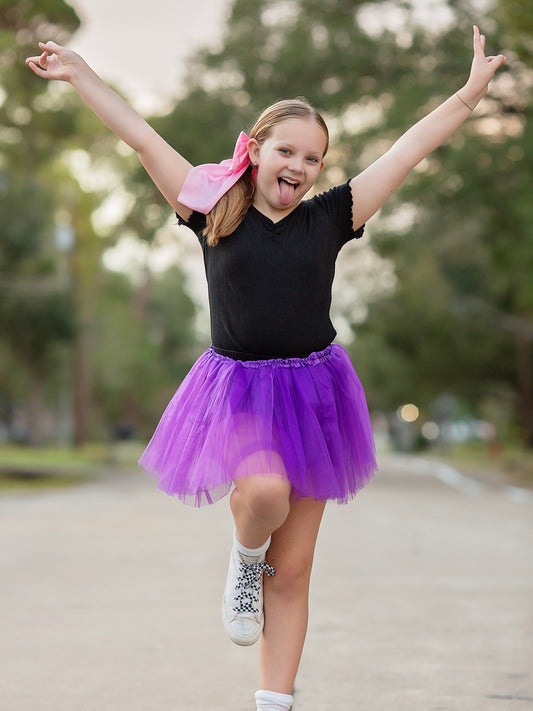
left=178, top=181, right=364, bottom=359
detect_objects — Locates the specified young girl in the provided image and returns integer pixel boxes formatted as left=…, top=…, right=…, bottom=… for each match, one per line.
left=27, top=26, right=505, bottom=711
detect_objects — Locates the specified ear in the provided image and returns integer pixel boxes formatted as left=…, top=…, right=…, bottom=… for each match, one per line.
left=319, top=160, right=325, bottom=172
left=247, top=138, right=261, bottom=165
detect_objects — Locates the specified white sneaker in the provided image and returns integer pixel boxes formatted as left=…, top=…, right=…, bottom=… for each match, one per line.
left=222, top=541, right=275, bottom=646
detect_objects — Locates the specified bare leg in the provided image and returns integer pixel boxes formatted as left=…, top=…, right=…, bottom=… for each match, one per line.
left=223, top=472, right=293, bottom=646
left=260, top=496, right=326, bottom=694
left=230, top=473, right=292, bottom=548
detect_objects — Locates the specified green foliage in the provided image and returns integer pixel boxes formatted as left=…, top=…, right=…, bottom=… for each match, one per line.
left=495, top=0, right=533, bottom=62
left=0, top=171, right=49, bottom=269
left=141, top=0, right=532, bottom=445
left=0, top=1, right=201, bottom=446
left=0, top=1, right=82, bottom=443
left=3, top=0, right=531, bottom=448
left=0, top=0, right=79, bottom=30
left=92, top=267, right=197, bottom=438
left=357, top=7, right=533, bottom=442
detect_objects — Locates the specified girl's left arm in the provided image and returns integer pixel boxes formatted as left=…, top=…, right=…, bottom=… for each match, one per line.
left=350, top=25, right=506, bottom=230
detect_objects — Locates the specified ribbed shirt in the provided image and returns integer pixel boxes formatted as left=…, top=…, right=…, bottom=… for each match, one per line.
left=178, top=181, right=364, bottom=359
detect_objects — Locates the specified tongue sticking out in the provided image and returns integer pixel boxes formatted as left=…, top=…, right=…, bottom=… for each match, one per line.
left=278, top=179, right=296, bottom=206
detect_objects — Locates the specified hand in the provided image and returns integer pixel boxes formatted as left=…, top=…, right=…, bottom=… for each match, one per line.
left=25, top=41, right=83, bottom=82
left=466, top=25, right=506, bottom=98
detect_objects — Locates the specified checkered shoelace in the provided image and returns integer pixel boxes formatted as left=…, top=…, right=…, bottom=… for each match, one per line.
left=233, top=559, right=276, bottom=614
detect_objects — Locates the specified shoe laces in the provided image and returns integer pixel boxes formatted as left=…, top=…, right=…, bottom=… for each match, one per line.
left=233, top=559, right=275, bottom=614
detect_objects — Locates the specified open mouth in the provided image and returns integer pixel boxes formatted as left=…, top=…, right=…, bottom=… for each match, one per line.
left=278, top=177, right=300, bottom=206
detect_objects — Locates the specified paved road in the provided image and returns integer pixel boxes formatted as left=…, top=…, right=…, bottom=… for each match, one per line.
left=1, top=454, right=532, bottom=711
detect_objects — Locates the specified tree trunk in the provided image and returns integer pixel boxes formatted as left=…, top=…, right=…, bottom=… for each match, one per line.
left=26, top=368, right=46, bottom=447
left=73, top=331, right=91, bottom=447
left=515, top=329, right=533, bottom=448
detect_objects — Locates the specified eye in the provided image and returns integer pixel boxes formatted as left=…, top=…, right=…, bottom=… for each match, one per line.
left=307, top=156, right=320, bottom=163
left=279, top=148, right=291, bottom=155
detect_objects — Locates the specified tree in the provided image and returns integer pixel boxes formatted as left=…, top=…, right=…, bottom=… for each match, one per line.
left=0, top=1, right=81, bottom=443
left=495, top=0, right=533, bottom=63
left=92, top=264, right=197, bottom=440
left=1, top=1, right=123, bottom=444
left=0, top=1, right=207, bottom=446
left=356, top=6, right=533, bottom=444
left=126, top=0, right=531, bottom=445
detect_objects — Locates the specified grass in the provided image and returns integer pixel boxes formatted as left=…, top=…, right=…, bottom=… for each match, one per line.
left=0, top=441, right=144, bottom=493
left=427, top=440, right=533, bottom=489
left=3, top=439, right=532, bottom=495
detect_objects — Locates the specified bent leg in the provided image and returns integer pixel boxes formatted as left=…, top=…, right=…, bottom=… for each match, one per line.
left=260, top=496, right=326, bottom=694
left=223, top=471, right=292, bottom=646
left=231, top=468, right=292, bottom=548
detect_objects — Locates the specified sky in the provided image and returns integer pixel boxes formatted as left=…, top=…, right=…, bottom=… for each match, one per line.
left=61, top=1, right=232, bottom=328
left=62, top=0, right=460, bottom=339
left=69, top=0, right=230, bottom=112
left=65, top=0, right=468, bottom=113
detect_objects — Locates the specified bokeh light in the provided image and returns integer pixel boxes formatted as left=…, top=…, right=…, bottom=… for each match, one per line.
left=398, top=403, right=420, bottom=423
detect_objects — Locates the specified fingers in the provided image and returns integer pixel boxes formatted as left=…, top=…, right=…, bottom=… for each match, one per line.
left=38, top=40, right=63, bottom=53
left=473, top=25, right=485, bottom=57
left=26, top=40, right=64, bottom=77
left=472, top=25, right=506, bottom=67
left=490, top=54, right=507, bottom=69
left=25, top=50, right=49, bottom=73
left=26, top=60, right=48, bottom=78
left=25, top=40, right=62, bottom=65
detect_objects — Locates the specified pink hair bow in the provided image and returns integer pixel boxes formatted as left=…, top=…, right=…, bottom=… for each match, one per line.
left=177, top=131, right=251, bottom=214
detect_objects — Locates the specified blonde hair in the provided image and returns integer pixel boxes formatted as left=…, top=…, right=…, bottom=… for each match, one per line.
left=204, top=99, right=329, bottom=246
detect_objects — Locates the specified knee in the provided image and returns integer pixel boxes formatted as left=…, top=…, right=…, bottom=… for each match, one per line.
left=237, top=477, right=291, bottom=522
left=267, top=556, right=313, bottom=599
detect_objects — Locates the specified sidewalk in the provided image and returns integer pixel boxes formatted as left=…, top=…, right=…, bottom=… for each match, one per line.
left=1, top=458, right=532, bottom=710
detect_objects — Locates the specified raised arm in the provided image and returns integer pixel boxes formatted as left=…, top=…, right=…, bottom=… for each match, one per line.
left=350, top=26, right=506, bottom=230
left=26, top=41, right=193, bottom=219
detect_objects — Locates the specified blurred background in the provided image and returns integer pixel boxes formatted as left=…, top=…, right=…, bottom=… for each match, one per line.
left=1, top=0, right=532, bottom=487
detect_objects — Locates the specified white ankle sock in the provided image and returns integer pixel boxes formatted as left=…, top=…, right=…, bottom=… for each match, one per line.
left=234, top=529, right=271, bottom=557
left=255, top=689, right=293, bottom=710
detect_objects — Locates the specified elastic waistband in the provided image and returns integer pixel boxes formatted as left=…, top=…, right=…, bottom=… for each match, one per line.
left=212, top=346, right=282, bottom=361
left=209, top=344, right=334, bottom=368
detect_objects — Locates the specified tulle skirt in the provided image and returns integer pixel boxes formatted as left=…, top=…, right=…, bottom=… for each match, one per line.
left=138, top=344, right=377, bottom=507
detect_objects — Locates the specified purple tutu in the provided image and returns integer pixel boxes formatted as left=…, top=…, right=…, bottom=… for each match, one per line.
left=138, top=344, right=377, bottom=507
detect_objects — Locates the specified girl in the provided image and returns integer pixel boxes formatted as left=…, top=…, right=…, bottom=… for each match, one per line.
left=27, top=26, right=505, bottom=711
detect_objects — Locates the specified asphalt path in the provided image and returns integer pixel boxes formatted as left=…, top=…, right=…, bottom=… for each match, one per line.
left=1, top=454, right=532, bottom=711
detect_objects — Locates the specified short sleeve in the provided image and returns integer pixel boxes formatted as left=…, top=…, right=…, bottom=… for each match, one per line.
left=176, top=210, right=208, bottom=242
left=307, top=181, right=364, bottom=248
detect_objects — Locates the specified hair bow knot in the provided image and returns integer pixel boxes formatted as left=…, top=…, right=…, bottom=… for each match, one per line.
left=177, top=132, right=251, bottom=214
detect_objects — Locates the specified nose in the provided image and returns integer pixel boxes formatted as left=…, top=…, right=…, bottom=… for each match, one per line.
left=288, top=155, right=304, bottom=174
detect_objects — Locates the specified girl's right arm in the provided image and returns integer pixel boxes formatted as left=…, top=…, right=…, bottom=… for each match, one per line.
left=26, top=41, right=193, bottom=219
left=349, top=26, right=505, bottom=230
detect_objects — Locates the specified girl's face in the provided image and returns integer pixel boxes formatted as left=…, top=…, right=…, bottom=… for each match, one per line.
left=248, top=119, right=326, bottom=220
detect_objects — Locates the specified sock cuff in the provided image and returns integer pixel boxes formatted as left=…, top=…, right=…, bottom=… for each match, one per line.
left=234, top=529, right=271, bottom=557
left=255, top=689, right=294, bottom=708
